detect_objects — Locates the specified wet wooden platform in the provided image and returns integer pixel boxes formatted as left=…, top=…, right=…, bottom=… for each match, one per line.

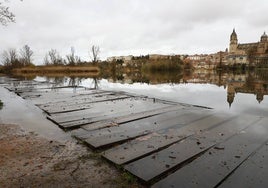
left=2, top=77, right=268, bottom=187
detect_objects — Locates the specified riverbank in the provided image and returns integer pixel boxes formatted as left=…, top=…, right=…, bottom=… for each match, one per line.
left=11, top=65, right=100, bottom=75
left=0, top=123, right=141, bottom=187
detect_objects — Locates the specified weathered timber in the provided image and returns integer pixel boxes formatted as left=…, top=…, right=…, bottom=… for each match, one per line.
left=103, top=113, right=234, bottom=165
left=218, top=140, right=268, bottom=188
left=48, top=97, right=171, bottom=124
left=42, top=95, right=133, bottom=114
left=24, top=90, right=112, bottom=105
left=81, top=104, right=187, bottom=131
left=152, top=117, right=268, bottom=188
left=79, top=109, right=212, bottom=149
left=124, top=115, right=261, bottom=182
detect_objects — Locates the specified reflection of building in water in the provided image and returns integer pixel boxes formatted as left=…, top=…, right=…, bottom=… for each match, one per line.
left=226, top=73, right=268, bottom=106
left=181, top=70, right=268, bottom=107
left=227, top=29, right=268, bottom=65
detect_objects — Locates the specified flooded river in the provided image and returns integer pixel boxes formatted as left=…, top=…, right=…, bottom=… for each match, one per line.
left=33, top=69, right=268, bottom=117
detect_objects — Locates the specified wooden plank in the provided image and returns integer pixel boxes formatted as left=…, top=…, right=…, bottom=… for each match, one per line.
left=20, top=89, right=112, bottom=104
left=34, top=91, right=119, bottom=106
left=124, top=115, right=261, bottom=182
left=152, top=117, right=268, bottom=188
left=218, top=140, right=268, bottom=188
left=81, top=109, right=212, bottom=148
left=48, top=98, right=170, bottom=124
left=81, top=104, right=186, bottom=131
left=49, top=101, right=174, bottom=129
left=103, top=113, right=234, bottom=165
left=42, top=95, right=133, bottom=114
left=70, top=107, right=197, bottom=133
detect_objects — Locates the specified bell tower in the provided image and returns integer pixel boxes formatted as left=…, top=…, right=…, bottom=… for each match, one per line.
left=229, top=29, right=238, bottom=53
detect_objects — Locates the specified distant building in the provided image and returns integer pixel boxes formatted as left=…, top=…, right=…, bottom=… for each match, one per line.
left=107, top=55, right=133, bottom=62
left=186, top=52, right=228, bottom=69
left=227, top=29, right=268, bottom=65
left=148, top=54, right=171, bottom=60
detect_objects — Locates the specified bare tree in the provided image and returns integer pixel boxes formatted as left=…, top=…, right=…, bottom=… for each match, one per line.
left=43, top=54, right=50, bottom=65
left=44, top=49, right=64, bottom=65
left=2, top=48, right=17, bottom=65
left=66, top=47, right=81, bottom=66
left=90, top=45, right=100, bottom=63
left=0, top=0, right=15, bottom=25
left=20, top=45, right=33, bottom=66
left=1, top=48, right=21, bottom=70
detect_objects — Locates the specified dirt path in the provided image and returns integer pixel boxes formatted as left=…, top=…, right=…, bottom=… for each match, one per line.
left=0, top=124, right=142, bottom=188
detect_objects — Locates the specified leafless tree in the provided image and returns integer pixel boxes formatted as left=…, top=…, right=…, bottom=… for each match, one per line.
left=66, top=47, right=81, bottom=66
left=2, top=48, right=17, bottom=66
left=20, top=45, right=33, bottom=66
left=44, top=49, right=64, bottom=65
left=90, top=45, right=100, bottom=63
left=1, top=48, right=22, bottom=71
left=0, top=0, right=15, bottom=25
left=43, top=54, right=50, bottom=66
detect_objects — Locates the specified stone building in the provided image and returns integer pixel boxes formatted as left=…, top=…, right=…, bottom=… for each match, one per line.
left=227, top=29, right=268, bottom=65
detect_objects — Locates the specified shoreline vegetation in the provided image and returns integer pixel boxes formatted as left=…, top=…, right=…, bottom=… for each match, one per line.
left=0, top=44, right=267, bottom=77
left=11, top=65, right=100, bottom=77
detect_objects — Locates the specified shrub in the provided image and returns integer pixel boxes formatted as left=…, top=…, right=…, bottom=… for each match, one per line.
left=142, top=59, right=183, bottom=72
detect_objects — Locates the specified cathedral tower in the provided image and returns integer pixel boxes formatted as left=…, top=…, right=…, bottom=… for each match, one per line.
left=229, top=29, right=238, bottom=53
left=260, top=31, right=268, bottom=43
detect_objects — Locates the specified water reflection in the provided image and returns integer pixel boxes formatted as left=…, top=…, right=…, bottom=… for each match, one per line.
left=32, top=69, right=268, bottom=115
left=103, top=70, right=268, bottom=105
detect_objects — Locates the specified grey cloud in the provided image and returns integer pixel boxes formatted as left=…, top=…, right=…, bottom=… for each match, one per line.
left=0, top=0, right=267, bottom=64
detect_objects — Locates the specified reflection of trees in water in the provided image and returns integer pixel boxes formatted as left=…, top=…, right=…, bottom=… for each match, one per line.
left=90, top=77, right=99, bottom=89
left=42, top=76, right=100, bottom=89
left=68, top=77, right=82, bottom=86
left=123, top=71, right=183, bottom=84
left=45, top=77, right=66, bottom=86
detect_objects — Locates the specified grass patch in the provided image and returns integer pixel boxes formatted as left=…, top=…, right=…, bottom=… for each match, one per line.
left=12, top=65, right=100, bottom=75
left=78, top=152, right=102, bottom=161
left=110, top=171, right=141, bottom=188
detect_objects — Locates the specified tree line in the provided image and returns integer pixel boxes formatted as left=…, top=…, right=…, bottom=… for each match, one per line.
left=1, top=45, right=100, bottom=71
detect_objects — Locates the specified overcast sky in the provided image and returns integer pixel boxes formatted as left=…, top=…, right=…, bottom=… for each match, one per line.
left=1, top=0, right=268, bottom=65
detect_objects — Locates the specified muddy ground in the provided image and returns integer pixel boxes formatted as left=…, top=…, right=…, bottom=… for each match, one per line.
left=0, top=123, right=143, bottom=188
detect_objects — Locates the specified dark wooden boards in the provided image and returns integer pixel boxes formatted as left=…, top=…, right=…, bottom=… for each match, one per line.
left=81, top=104, right=187, bottom=131
left=48, top=97, right=173, bottom=129
left=152, top=117, right=268, bottom=188
left=75, top=108, right=212, bottom=149
left=218, top=140, right=268, bottom=188
left=124, top=115, right=261, bottom=183
left=41, top=94, right=133, bottom=114
left=103, top=113, right=235, bottom=165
